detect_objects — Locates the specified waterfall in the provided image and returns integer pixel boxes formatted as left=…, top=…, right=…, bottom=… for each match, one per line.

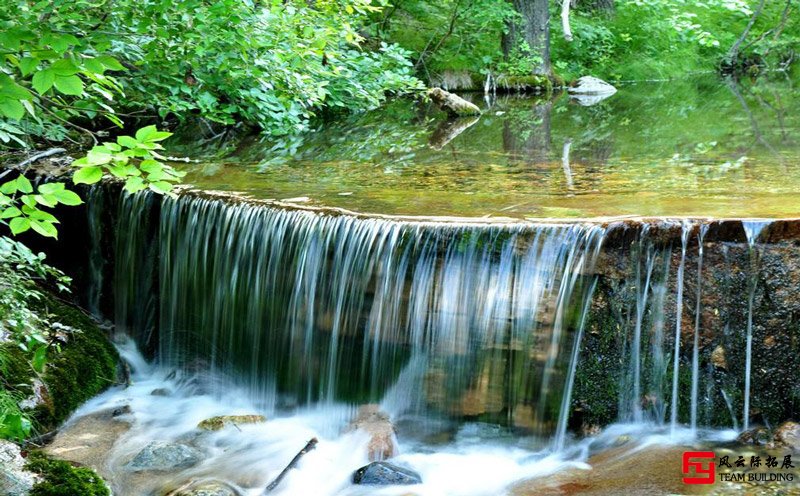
left=669, top=221, right=691, bottom=436
left=742, top=220, right=769, bottom=431
left=86, top=185, right=105, bottom=317
left=689, top=224, right=709, bottom=434
left=115, top=193, right=608, bottom=436
left=106, top=191, right=788, bottom=452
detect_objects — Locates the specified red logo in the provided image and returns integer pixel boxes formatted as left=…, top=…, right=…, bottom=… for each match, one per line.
left=682, top=451, right=716, bottom=484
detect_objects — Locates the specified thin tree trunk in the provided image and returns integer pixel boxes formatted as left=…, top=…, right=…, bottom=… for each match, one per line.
left=728, top=0, right=767, bottom=64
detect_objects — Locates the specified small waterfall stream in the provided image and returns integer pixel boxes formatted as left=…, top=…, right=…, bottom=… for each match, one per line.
left=67, top=190, right=800, bottom=495
left=742, top=220, right=769, bottom=431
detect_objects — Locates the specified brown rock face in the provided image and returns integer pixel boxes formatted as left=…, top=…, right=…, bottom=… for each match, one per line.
left=347, top=404, right=397, bottom=461
left=770, top=421, right=800, bottom=452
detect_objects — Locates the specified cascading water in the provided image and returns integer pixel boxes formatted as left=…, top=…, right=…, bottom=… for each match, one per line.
left=742, top=220, right=769, bottom=431
left=669, top=221, right=691, bottom=436
left=689, top=224, right=709, bottom=434
left=69, top=190, right=796, bottom=494
left=118, top=193, right=607, bottom=435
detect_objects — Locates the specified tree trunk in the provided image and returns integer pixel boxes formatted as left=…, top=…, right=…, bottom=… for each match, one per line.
left=504, top=0, right=552, bottom=76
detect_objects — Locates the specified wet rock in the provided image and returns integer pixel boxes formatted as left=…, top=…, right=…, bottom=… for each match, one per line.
left=126, top=441, right=203, bottom=472
left=351, top=461, right=422, bottom=486
left=737, top=426, right=771, bottom=446
left=568, top=76, right=617, bottom=106
left=347, top=404, right=397, bottom=461
left=427, top=88, right=481, bottom=117
left=568, top=76, right=617, bottom=95
left=196, top=415, right=265, bottom=431
left=151, top=388, right=172, bottom=397
left=769, top=421, right=800, bottom=451
left=711, top=345, right=728, bottom=370
left=0, top=440, right=42, bottom=495
left=112, top=405, right=132, bottom=417
left=166, top=479, right=240, bottom=496
left=18, top=378, right=51, bottom=411
left=45, top=407, right=131, bottom=480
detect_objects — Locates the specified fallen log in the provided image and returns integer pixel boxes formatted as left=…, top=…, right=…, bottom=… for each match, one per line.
left=427, top=88, right=481, bottom=117
left=264, top=437, right=318, bottom=493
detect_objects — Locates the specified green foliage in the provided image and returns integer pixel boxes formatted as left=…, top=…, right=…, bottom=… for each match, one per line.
left=25, top=451, right=110, bottom=496
left=0, top=387, right=30, bottom=440
left=371, top=0, right=516, bottom=76
left=377, top=0, right=798, bottom=82
left=72, top=125, right=184, bottom=195
left=0, top=0, right=421, bottom=141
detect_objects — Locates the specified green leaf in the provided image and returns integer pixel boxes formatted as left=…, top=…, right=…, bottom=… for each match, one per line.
left=37, top=182, right=64, bottom=194
left=96, top=55, right=125, bottom=71
left=31, top=345, right=47, bottom=373
left=34, top=194, right=57, bottom=208
left=15, top=176, right=32, bottom=193
left=73, top=166, right=103, bottom=184
left=83, top=57, right=105, bottom=74
left=50, top=59, right=78, bottom=76
left=32, top=69, right=55, bottom=94
left=149, top=181, right=174, bottom=194
left=0, top=206, right=21, bottom=219
left=0, top=99, right=25, bottom=120
left=54, top=75, right=84, bottom=96
left=52, top=189, right=82, bottom=206
left=134, top=125, right=170, bottom=142
left=30, top=219, right=57, bottom=238
left=19, top=57, right=39, bottom=76
left=117, top=135, right=139, bottom=148
left=0, top=180, right=17, bottom=194
left=9, top=217, right=30, bottom=235
left=124, top=176, right=146, bottom=193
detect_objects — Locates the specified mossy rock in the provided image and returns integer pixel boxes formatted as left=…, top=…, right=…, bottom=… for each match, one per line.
left=35, top=295, right=119, bottom=427
left=495, top=74, right=553, bottom=94
left=4, top=292, right=119, bottom=431
left=197, top=414, right=266, bottom=431
left=24, top=451, right=109, bottom=496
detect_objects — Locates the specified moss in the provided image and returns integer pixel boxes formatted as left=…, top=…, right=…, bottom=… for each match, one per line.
left=32, top=295, right=119, bottom=427
left=496, top=74, right=553, bottom=94
left=24, top=451, right=109, bottom=496
left=0, top=343, right=33, bottom=396
left=570, top=284, right=624, bottom=429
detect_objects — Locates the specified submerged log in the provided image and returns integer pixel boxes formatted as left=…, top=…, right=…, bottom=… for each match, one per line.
left=264, top=437, right=318, bottom=493
left=427, top=88, right=481, bottom=117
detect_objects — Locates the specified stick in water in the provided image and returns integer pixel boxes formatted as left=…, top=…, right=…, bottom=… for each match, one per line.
left=264, top=437, right=319, bottom=493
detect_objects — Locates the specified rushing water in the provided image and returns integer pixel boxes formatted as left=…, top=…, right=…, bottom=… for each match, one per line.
left=61, top=186, right=796, bottom=494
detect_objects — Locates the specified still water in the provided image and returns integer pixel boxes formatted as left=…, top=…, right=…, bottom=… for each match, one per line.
left=173, top=76, right=799, bottom=220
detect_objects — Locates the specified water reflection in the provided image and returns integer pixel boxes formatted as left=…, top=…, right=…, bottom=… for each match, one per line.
left=170, top=75, right=800, bottom=219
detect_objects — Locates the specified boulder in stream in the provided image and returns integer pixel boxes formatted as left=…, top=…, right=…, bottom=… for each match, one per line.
left=126, top=441, right=203, bottom=472
left=197, top=414, right=266, bottom=431
left=568, top=76, right=617, bottom=106
left=737, top=426, right=771, bottom=446
left=568, top=76, right=617, bottom=95
left=769, top=421, right=800, bottom=451
left=347, top=404, right=397, bottom=461
left=352, top=461, right=422, bottom=485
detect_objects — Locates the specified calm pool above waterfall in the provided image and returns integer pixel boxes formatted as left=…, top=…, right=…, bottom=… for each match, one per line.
left=172, top=76, right=800, bottom=220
